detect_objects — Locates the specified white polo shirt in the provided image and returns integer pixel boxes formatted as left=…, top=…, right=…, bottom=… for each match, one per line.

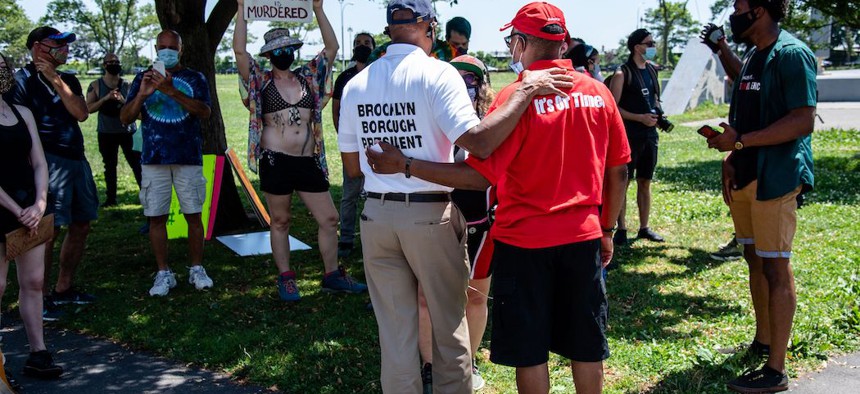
left=338, top=43, right=481, bottom=193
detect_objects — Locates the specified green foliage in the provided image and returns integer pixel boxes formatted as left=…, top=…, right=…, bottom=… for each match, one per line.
left=643, top=0, right=699, bottom=66
left=0, top=0, right=35, bottom=66
left=42, top=0, right=156, bottom=58
left=14, top=74, right=859, bottom=393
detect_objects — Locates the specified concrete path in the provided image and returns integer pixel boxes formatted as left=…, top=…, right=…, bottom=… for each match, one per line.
left=681, top=102, right=860, bottom=131
left=790, top=352, right=860, bottom=393
left=1, top=317, right=266, bottom=393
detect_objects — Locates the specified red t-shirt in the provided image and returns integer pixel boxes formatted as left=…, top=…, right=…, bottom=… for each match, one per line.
left=466, top=59, right=630, bottom=249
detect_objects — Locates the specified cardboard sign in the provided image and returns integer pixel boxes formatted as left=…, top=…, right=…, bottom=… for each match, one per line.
left=166, top=155, right=219, bottom=240
left=225, top=148, right=271, bottom=227
left=245, top=0, right=313, bottom=23
left=217, top=231, right=311, bottom=257
left=4, top=214, right=53, bottom=261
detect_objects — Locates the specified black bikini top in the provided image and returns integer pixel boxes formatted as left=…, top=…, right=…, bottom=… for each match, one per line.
left=262, top=75, right=314, bottom=114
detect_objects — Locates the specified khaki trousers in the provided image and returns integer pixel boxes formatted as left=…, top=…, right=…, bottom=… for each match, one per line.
left=360, top=197, right=472, bottom=393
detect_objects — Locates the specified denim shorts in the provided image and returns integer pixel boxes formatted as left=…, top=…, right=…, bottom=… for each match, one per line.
left=46, top=153, right=99, bottom=226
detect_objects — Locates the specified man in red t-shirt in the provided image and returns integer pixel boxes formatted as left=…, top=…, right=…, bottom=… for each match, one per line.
left=367, top=2, right=630, bottom=392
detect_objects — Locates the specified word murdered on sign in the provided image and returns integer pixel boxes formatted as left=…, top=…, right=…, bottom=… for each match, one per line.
left=245, top=0, right=313, bottom=23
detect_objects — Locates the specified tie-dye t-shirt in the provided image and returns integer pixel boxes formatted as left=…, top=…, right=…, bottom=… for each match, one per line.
left=127, top=68, right=211, bottom=165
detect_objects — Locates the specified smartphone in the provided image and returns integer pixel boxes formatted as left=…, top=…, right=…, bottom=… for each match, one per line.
left=697, top=125, right=721, bottom=138
left=152, top=60, right=166, bottom=76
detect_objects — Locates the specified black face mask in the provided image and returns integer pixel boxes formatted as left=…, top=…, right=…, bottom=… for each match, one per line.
left=105, top=64, right=122, bottom=75
left=352, top=45, right=372, bottom=64
left=270, top=52, right=295, bottom=71
left=730, top=8, right=758, bottom=44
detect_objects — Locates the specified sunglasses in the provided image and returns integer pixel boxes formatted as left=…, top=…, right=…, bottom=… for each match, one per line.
left=104, top=61, right=121, bottom=65
left=272, top=46, right=296, bottom=57
left=462, top=73, right=480, bottom=86
left=504, top=33, right=527, bottom=46
left=39, top=41, right=68, bottom=50
left=640, top=41, right=656, bottom=48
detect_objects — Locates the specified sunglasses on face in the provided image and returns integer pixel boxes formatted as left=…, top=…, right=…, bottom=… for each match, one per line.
left=504, top=33, right=527, bottom=46
left=39, top=41, right=68, bottom=50
left=462, top=73, right=480, bottom=86
left=272, top=47, right=295, bottom=57
left=640, top=41, right=656, bottom=48
left=104, top=61, right=120, bottom=65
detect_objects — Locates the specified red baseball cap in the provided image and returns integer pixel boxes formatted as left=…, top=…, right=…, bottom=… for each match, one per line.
left=500, top=2, right=567, bottom=42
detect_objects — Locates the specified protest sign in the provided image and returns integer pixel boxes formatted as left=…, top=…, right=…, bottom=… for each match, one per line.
left=244, top=0, right=313, bottom=23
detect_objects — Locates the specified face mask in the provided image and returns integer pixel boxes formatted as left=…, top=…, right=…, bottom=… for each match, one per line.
left=48, top=47, right=68, bottom=65
left=352, top=45, right=372, bottom=64
left=644, top=47, right=657, bottom=61
left=466, top=86, right=478, bottom=103
left=271, top=51, right=295, bottom=71
left=730, top=8, right=758, bottom=44
left=105, top=64, right=122, bottom=75
left=157, top=49, right=180, bottom=68
left=509, top=38, right=525, bottom=75
left=591, top=64, right=605, bottom=83
left=0, top=67, right=14, bottom=94
left=455, top=46, right=467, bottom=57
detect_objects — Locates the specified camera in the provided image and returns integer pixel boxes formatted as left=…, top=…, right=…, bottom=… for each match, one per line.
left=653, top=107, right=675, bottom=132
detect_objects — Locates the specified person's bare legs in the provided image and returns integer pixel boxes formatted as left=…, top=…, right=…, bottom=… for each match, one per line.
left=762, top=257, right=796, bottom=373
left=296, top=191, right=340, bottom=274
left=264, top=193, right=293, bottom=274
left=571, top=360, right=604, bottom=394
left=184, top=213, right=204, bottom=266
left=467, top=277, right=491, bottom=357
left=636, top=179, right=651, bottom=230
left=617, top=179, right=632, bottom=231
left=418, top=284, right=433, bottom=364
left=516, top=363, right=550, bottom=394
left=149, top=215, right=170, bottom=271
left=55, top=221, right=90, bottom=293
left=42, top=227, right=61, bottom=294
left=1, top=243, right=48, bottom=352
left=744, top=245, right=771, bottom=346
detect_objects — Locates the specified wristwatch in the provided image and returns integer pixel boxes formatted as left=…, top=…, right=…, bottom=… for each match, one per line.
left=734, top=134, right=745, bottom=150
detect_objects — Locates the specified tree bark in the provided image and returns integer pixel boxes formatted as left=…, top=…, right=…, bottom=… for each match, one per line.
left=154, top=0, right=248, bottom=233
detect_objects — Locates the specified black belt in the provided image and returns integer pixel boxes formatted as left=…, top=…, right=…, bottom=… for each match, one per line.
left=366, top=192, right=450, bottom=203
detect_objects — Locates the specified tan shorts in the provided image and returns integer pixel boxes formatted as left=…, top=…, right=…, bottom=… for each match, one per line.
left=140, top=165, right=206, bottom=217
left=729, top=180, right=801, bottom=259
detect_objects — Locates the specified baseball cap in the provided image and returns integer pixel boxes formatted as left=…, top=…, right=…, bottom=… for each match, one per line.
left=387, top=0, right=436, bottom=25
left=450, top=55, right=489, bottom=83
left=26, top=26, right=77, bottom=50
left=500, top=2, right=567, bottom=42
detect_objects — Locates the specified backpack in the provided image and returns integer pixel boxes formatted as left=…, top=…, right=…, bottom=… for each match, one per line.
left=604, top=62, right=660, bottom=98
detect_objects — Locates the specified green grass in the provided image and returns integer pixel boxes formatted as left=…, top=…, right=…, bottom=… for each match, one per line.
left=7, top=73, right=859, bottom=393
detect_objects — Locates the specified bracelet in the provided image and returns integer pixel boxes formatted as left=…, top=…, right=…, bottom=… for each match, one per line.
left=404, top=157, right=414, bottom=179
left=602, top=227, right=616, bottom=233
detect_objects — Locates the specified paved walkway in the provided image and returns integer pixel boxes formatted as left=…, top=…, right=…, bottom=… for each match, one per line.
left=1, top=317, right=266, bottom=393
left=680, top=102, right=860, bottom=131
left=790, top=352, right=860, bottom=393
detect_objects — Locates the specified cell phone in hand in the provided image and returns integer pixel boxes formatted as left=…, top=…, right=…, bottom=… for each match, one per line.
left=697, top=125, right=721, bottom=138
left=152, top=60, right=166, bottom=76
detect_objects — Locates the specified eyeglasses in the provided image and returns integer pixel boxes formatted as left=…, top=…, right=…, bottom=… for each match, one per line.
left=272, top=47, right=295, bottom=57
left=461, top=73, right=480, bottom=86
left=504, top=33, right=527, bottom=47
left=640, top=41, right=656, bottom=48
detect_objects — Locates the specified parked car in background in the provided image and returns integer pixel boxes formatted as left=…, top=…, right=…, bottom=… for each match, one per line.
left=86, top=68, right=104, bottom=75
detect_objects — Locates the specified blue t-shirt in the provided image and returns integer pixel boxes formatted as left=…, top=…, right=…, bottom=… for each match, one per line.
left=12, top=63, right=86, bottom=160
left=127, top=68, right=211, bottom=165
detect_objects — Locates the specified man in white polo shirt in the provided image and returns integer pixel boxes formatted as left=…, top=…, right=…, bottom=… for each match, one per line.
left=337, top=1, right=571, bottom=392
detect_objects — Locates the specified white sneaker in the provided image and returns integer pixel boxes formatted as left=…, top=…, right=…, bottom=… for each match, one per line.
left=149, top=270, right=177, bottom=296
left=189, top=266, right=213, bottom=290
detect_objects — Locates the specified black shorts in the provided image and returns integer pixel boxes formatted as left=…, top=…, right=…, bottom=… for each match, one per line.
left=626, top=130, right=659, bottom=180
left=490, top=238, right=609, bottom=367
left=259, top=150, right=329, bottom=195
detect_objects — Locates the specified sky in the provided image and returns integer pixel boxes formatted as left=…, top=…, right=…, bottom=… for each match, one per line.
left=21, top=0, right=728, bottom=61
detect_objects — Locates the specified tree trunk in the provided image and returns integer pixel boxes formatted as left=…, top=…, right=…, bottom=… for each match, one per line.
left=154, top=0, right=248, bottom=233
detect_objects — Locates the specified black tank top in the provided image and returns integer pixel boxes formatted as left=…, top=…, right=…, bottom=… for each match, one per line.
left=618, top=60, right=658, bottom=135
left=0, top=104, right=35, bottom=194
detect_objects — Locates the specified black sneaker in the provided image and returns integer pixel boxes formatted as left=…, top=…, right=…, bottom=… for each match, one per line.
left=613, top=229, right=628, bottom=246
left=51, top=287, right=96, bottom=305
left=421, top=363, right=432, bottom=394
left=719, top=339, right=770, bottom=358
left=337, top=242, right=354, bottom=259
left=727, top=365, right=788, bottom=393
left=42, top=297, right=64, bottom=322
left=710, top=237, right=743, bottom=261
left=637, top=227, right=665, bottom=242
left=22, top=350, right=63, bottom=379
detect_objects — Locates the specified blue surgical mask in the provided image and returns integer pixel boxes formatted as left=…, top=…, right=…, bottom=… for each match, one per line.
left=509, top=39, right=525, bottom=75
left=467, top=86, right=478, bottom=103
left=644, top=47, right=657, bottom=61
left=157, top=48, right=180, bottom=68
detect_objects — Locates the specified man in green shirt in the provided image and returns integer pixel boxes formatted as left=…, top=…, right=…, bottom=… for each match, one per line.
left=703, top=1, right=816, bottom=392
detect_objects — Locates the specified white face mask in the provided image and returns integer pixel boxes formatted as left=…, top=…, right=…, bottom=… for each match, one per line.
left=592, top=64, right=605, bottom=82
left=509, top=38, right=524, bottom=75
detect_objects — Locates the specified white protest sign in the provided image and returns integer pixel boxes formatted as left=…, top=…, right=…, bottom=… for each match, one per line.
left=245, top=0, right=313, bottom=23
